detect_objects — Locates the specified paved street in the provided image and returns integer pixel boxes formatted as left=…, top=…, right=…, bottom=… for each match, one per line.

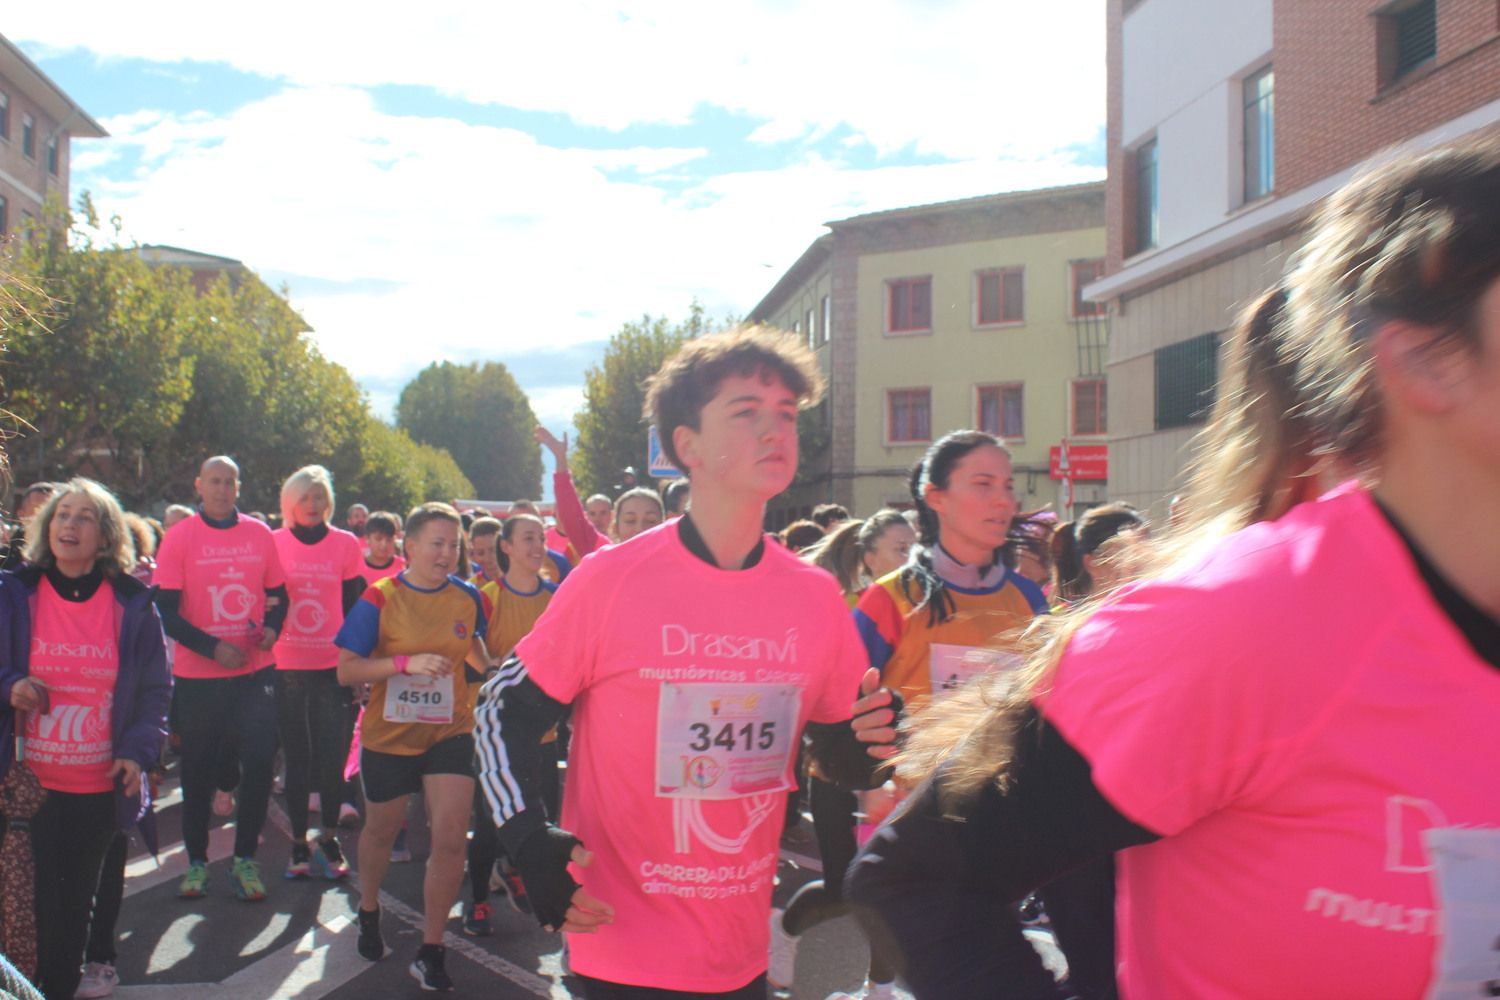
left=103, top=762, right=963, bottom=999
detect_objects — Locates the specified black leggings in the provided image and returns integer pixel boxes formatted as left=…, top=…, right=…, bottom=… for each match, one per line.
left=1038, top=855, right=1118, bottom=1000
left=469, top=740, right=559, bottom=902
left=84, top=830, right=129, bottom=965
left=175, top=666, right=279, bottom=860
left=275, top=667, right=352, bottom=840
left=31, top=790, right=115, bottom=1000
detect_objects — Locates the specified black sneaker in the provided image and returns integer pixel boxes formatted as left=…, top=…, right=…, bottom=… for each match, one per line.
left=356, top=907, right=385, bottom=961
left=410, top=944, right=453, bottom=992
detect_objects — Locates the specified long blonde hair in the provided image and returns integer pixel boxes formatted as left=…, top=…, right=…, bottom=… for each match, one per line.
left=903, top=129, right=1500, bottom=808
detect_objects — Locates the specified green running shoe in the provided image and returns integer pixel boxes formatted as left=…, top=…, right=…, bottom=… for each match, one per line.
left=178, top=861, right=210, bottom=899
left=228, top=856, right=267, bottom=901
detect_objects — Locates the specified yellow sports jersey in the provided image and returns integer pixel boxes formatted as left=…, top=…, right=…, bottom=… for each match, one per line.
left=478, top=576, right=560, bottom=740
left=335, top=574, right=490, bottom=755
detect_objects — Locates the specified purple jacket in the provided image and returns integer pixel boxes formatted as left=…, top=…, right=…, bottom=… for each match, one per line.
left=0, top=566, right=172, bottom=837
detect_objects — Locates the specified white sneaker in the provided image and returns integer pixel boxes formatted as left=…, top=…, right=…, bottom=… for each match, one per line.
left=75, top=961, right=119, bottom=998
left=768, top=907, right=798, bottom=990
left=827, top=983, right=897, bottom=1000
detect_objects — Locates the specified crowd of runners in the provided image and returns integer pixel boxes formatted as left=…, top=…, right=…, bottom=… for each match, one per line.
left=0, top=134, right=1496, bottom=1000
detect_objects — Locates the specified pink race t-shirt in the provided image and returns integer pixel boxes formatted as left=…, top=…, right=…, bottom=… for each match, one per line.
left=23, top=580, right=119, bottom=793
left=273, top=527, right=366, bottom=670
left=363, top=555, right=404, bottom=584
left=514, top=522, right=868, bottom=993
left=154, top=513, right=286, bottom=679
left=1041, top=483, right=1500, bottom=1000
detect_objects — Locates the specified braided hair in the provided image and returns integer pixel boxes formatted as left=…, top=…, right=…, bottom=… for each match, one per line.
left=899, top=430, right=1010, bottom=629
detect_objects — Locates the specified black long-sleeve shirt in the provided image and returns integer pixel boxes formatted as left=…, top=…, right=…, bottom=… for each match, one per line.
left=154, top=507, right=288, bottom=660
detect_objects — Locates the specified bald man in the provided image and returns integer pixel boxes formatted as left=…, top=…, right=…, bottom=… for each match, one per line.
left=154, top=457, right=289, bottom=901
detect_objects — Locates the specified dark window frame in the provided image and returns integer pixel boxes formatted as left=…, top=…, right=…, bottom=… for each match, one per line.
left=1154, top=332, right=1221, bottom=430
left=1243, top=65, right=1275, bottom=202
left=1134, top=138, right=1159, bottom=253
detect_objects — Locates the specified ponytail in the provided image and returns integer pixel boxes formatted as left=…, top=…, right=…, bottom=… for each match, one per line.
left=801, top=518, right=866, bottom=596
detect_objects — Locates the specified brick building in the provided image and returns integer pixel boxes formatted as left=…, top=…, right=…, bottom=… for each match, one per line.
left=1089, top=0, right=1500, bottom=515
left=750, top=183, right=1107, bottom=525
left=0, top=33, right=106, bottom=234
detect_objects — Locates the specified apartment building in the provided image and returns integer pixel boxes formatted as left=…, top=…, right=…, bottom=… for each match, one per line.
left=0, top=33, right=106, bottom=235
left=1089, top=0, right=1500, bottom=514
left=750, top=183, right=1107, bottom=524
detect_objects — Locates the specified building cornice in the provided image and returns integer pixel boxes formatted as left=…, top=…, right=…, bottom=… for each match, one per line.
left=0, top=35, right=107, bottom=139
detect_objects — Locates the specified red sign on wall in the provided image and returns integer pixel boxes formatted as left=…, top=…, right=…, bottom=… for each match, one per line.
left=1049, top=444, right=1108, bottom=481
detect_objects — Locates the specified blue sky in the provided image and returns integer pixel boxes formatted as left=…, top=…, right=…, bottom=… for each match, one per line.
left=13, top=2, right=1105, bottom=453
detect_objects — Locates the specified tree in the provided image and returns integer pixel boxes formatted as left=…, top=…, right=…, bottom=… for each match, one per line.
left=343, top=416, right=474, bottom=515
left=571, top=302, right=729, bottom=498
left=396, top=361, right=541, bottom=501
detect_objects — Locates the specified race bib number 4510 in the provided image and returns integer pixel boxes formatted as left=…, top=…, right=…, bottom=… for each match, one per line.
left=656, top=683, right=801, bottom=800
left=383, top=673, right=454, bottom=725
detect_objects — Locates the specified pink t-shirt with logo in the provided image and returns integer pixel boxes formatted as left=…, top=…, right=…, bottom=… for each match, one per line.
left=154, top=513, right=286, bottom=679
left=514, top=522, right=869, bottom=993
left=1041, top=483, right=1500, bottom=1000
left=272, top=527, right=366, bottom=670
left=363, top=556, right=404, bottom=584
left=24, top=580, right=119, bottom=793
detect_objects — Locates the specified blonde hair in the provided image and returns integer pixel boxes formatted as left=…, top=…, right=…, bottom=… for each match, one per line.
left=25, top=477, right=136, bottom=576
left=903, top=130, right=1500, bottom=808
left=280, top=464, right=336, bottom=526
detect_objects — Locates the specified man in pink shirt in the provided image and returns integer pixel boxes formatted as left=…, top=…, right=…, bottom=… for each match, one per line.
left=154, top=456, right=288, bottom=902
left=476, top=328, right=901, bottom=998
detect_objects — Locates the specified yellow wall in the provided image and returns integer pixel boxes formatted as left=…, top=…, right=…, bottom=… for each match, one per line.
left=850, top=226, right=1107, bottom=516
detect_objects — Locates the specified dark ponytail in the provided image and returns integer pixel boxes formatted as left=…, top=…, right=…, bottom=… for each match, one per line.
left=1051, top=502, right=1145, bottom=602
left=899, top=430, right=1009, bottom=628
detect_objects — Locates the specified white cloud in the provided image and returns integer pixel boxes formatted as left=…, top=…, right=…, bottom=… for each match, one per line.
left=15, top=0, right=1104, bottom=162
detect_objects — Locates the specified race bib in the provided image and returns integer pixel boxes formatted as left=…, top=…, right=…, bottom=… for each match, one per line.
left=1423, top=827, right=1500, bottom=1000
left=929, top=643, right=1022, bottom=695
left=383, top=673, right=455, bottom=725
left=655, top=683, right=801, bottom=800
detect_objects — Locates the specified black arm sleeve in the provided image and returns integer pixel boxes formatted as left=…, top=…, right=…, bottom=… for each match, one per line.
left=846, top=705, right=1160, bottom=998
left=153, top=588, right=222, bottom=660
left=341, top=576, right=365, bottom=616
left=472, top=655, right=569, bottom=858
left=805, top=720, right=888, bottom=790
left=262, top=583, right=288, bottom=634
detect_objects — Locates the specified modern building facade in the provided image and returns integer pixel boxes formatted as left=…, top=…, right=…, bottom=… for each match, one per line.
left=750, top=183, right=1107, bottom=524
left=1089, top=0, right=1500, bottom=515
left=0, top=33, right=106, bottom=235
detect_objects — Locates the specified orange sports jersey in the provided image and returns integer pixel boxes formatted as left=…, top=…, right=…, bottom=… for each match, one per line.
left=853, top=567, right=1047, bottom=710
left=478, top=577, right=558, bottom=662
left=334, top=573, right=490, bottom=755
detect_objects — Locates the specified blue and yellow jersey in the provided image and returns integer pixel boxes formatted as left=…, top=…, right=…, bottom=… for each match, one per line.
left=853, top=567, right=1047, bottom=710
left=538, top=548, right=572, bottom=585
left=335, top=573, right=489, bottom=755
left=478, top=577, right=559, bottom=662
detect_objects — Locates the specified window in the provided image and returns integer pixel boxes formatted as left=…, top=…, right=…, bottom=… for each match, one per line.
left=792, top=319, right=800, bottom=339
left=887, top=388, right=932, bottom=443
left=1394, top=0, right=1437, bottom=79
left=46, top=136, right=59, bottom=176
left=806, top=307, right=817, bottom=349
left=0, top=93, right=9, bottom=141
left=1069, top=259, right=1107, bottom=319
left=22, top=114, right=34, bottom=159
left=975, top=268, right=1024, bottom=326
left=1134, top=138, right=1159, bottom=252
left=1072, top=379, right=1107, bottom=436
left=821, top=295, right=832, bottom=344
left=1154, top=332, right=1220, bottom=430
left=977, top=384, right=1024, bottom=439
left=887, top=277, right=932, bottom=334
left=1243, top=66, right=1275, bottom=202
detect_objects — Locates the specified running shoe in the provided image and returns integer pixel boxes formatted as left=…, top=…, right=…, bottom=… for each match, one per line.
left=338, top=801, right=361, bottom=828
left=212, top=790, right=235, bottom=817
left=285, top=842, right=312, bottom=880
left=228, top=856, right=267, bottom=901
left=769, top=907, right=798, bottom=992
left=496, top=860, right=533, bottom=916
left=826, top=983, right=897, bottom=1000
left=461, top=900, right=493, bottom=937
left=312, top=838, right=350, bottom=880
left=356, top=907, right=385, bottom=961
left=74, top=961, right=119, bottom=998
left=409, top=944, right=453, bottom=992
left=177, top=861, right=209, bottom=899
left=390, top=827, right=412, bottom=863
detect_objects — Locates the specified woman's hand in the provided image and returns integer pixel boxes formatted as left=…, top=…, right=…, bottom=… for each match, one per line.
left=9, top=677, right=48, bottom=713
left=404, top=653, right=453, bottom=678
left=110, top=758, right=143, bottom=798
left=534, top=426, right=569, bottom=467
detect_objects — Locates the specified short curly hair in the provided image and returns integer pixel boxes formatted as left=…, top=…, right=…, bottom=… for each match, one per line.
left=643, top=325, right=824, bottom=473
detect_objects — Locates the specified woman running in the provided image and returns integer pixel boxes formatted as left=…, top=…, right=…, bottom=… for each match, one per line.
left=335, top=502, right=492, bottom=992
left=0, top=479, right=171, bottom=1000
left=272, top=465, right=366, bottom=881
left=463, top=512, right=559, bottom=937
left=849, top=134, right=1500, bottom=999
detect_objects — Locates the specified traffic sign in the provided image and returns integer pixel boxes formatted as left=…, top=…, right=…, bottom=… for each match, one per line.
left=648, top=426, right=683, bottom=477
left=1049, top=443, right=1108, bottom=480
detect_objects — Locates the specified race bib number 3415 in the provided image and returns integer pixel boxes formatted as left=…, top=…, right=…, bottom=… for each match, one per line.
left=656, top=683, right=801, bottom=800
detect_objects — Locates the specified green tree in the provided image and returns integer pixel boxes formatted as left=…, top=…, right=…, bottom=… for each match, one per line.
left=571, top=302, right=728, bottom=497
left=396, top=361, right=541, bottom=501
left=344, top=416, right=474, bottom=514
